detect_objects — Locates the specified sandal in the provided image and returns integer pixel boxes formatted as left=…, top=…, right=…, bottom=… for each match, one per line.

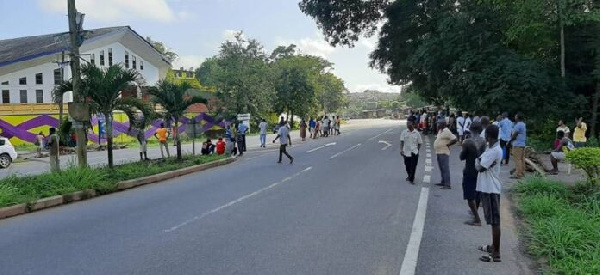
left=479, top=254, right=501, bottom=262
left=464, top=220, right=482, bottom=226
left=477, top=245, right=493, bottom=253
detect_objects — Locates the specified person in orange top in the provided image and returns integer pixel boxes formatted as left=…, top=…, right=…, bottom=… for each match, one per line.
left=216, top=138, right=226, bottom=155
left=154, top=123, right=170, bottom=158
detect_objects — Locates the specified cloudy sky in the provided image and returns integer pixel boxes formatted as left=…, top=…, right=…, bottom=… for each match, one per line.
left=0, top=0, right=401, bottom=93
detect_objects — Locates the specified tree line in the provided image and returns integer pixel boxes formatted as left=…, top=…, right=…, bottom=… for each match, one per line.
left=300, top=0, right=600, bottom=138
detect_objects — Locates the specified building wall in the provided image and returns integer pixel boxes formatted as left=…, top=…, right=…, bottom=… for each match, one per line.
left=0, top=42, right=162, bottom=104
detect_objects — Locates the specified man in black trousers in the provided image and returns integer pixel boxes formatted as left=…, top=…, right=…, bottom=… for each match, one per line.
left=400, top=118, right=423, bottom=184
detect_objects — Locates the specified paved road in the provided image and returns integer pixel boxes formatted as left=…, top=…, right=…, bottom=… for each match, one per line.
left=0, top=119, right=529, bottom=274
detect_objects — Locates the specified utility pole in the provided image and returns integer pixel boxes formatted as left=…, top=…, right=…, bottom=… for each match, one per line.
left=68, top=0, right=88, bottom=167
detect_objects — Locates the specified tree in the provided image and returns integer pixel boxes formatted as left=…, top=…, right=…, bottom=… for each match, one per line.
left=79, top=64, right=146, bottom=168
left=149, top=80, right=207, bottom=160
left=51, top=81, right=73, bottom=130
left=315, top=72, right=345, bottom=114
left=146, top=36, right=178, bottom=64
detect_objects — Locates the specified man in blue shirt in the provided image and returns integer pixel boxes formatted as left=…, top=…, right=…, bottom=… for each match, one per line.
left=510, top=113, right=527, bottom=179
left=309, top=118, right=316, bottom=139
left=498, top=112, right=513, bottom=165
left=238, top=121, right=248, bottom=152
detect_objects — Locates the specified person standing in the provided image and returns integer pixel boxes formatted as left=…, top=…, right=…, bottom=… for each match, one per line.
left=555, top=120, right=570, bottom=149
left=510, top=113, right=527, bottom=179
left=460, top=122, right=487, bottom=226
left=475, top=124, right=503, bottom=263
left=235, top=124, right=244, bottom=157
left=573, top=117, right=587, bottom=148
left=457, top=111, right=465, bottom=143
left=238, top=121, right=248, bottom=152
left=35, top=131, right=45, bottom=158
left=480, top=116, right=490, bottom=138
left=550, top=130, right=574, bottom=175
left=336, top=116, right=341, bottom=135
left=309, top=118, right=316, bottom=138
left=258, top=119, right=268, bottom=148
left=273, top=121, right=294, bottom=164
left=498, top=112, right=512, bottom=165
left=434, top=118, right=458, bottom=189
left=400, top=118, right=423, bottom=184
left=155, top=123, right=170, bottom=159
left=137, top=129, right=148, bottom=161
left=48, top=128, right=60, bottom=172
left=463, top=113, right=472, bottom=140
left=300, top=119, right=307, bottom=141
left=314, top=118, right=321, bottom=139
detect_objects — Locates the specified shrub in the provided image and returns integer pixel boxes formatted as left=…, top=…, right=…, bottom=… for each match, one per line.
left=566, top=147, right=600, bottom=185
left=515, top=177, right=568, bottom=197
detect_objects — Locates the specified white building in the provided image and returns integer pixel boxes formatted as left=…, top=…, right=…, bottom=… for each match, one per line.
left=0, top=26, right=171, bottom=104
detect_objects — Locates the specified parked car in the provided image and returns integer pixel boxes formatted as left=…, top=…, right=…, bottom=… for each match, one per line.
left=0, top=137, right=18, bottom=168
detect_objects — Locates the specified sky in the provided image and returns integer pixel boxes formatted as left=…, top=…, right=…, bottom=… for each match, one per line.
left=0, top=0, right=401, bottom=93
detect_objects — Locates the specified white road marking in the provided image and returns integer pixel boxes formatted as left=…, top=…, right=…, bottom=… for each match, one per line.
left=426, top=153, right=431, bottom=158
left=368, top=134, right=383, bottom=141
left=378, top=140, right=392, bottom=151
left=306, top=142, right=336, bottom=153
left=399, top=187, right=430, bottom=275
left=384, top=129, right=393, bottom=134
left=425, top=149, right=431, bottom=153
left=423, top=175, right=431, bottom=183
left=164, top=166, right=313, bottom=233
left=330, top=144, right=362, bottom=159
left=424, top=166, right=433, bottom=172
left=425, top=159, right=432, bottom=165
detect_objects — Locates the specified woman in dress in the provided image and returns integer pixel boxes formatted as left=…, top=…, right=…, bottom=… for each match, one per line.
left=300, top=119, right=307, bottom=141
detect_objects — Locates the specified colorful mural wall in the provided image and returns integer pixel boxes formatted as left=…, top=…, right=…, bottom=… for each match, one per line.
left=0, top=112, right=227, bottom=146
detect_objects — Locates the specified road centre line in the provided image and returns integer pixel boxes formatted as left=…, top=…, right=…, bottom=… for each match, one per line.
left=330, top=144, right=362, bottom=159
left=368, top=133, right=383, bottom=141
left=399, top=187, right=430, bottom=275
left=164, top=166, right=313, bottom=233
left=307, top=142, right=336, bottom=153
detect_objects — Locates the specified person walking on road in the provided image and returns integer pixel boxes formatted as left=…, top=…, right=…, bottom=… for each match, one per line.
left=475, top=124, right=503, bottom=263
left=460, top=121, right=487, bottom=226
left=510, top=113, right=527, bottom=179
left=259, top=118, right=268, bottom=148
left=48, top=128, right=60, bottom=172
left=273, top=121, right=294, bottom=164
left=400, top=118, right=423, bottom=184
left=35, top=131, right=45, bottom=158
left=498, top=112, right=512, bottom=165
left=335, top=116, right=341, bottom=135
left=155, top=123, right=170, bottom=159
left=434, top=118, right=458, bottom=189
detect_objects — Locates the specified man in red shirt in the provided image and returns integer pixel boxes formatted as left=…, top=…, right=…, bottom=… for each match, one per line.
left=216, top=138, right=226, bottom=155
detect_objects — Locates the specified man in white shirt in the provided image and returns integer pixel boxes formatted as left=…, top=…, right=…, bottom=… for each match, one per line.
left=400, top=118, right=423, bottom=184
left=457, top=112, right=465, bottom=142
left=475, top=124, right=503, bottom=263
left=258, top=119, right=268, bottom=148
left=273, top=121, right=293, bottom=164
left=480, top=116, right=490, bottom=139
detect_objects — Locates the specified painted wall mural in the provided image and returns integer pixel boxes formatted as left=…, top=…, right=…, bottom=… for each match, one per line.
left=0, top=112, right=227, bottom=146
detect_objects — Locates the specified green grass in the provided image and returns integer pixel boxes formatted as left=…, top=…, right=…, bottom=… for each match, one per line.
left=0, top=154, right=227, bottom=208
left=515, top=177, right=600, bottom=274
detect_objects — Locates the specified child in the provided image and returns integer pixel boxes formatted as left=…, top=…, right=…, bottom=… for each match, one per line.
left=217, top=138, right=226, bottom=155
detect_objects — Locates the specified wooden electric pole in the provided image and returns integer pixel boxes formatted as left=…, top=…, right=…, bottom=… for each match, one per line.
left=68, top=0, right=88, bottom=167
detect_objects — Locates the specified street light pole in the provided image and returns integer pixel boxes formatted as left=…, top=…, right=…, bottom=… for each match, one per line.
left=68, top=0, right=88, bottom=167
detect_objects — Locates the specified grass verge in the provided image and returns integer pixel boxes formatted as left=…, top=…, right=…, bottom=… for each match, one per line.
left=0, top=154, right=227, bottom=208
left=514, top=177, right=600, bottom=274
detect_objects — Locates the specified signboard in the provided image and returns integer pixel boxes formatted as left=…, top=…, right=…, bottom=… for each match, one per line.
left=237, top=113, right=251, bottom=121
left=98, top=114, right=106, bottom=139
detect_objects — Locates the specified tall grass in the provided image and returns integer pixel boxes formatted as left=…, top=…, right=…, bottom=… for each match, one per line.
left=516, top=177, right=600, bottom=274
left=0, top=154, right=227, bottom=208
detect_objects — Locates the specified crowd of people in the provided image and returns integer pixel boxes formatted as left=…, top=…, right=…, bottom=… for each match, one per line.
left=401, top=109, right=590, bottom=263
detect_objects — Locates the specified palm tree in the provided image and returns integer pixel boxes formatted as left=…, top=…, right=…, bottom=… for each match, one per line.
left=80, top=64, right=146, bottom=168
left=51, top=81, right=73, bottom=130
left=149, top=80, right=207, bottom=160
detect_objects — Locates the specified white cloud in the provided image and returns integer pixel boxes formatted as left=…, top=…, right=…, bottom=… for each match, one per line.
left=173, top=55, right=205, bottom=70
left=38, top=0, right=176, bottom=22
left=275, top=34, right=336, bottom=58
left=359, top=37, right=377, bottom=51
left=351, top=83, right=403, bottom=94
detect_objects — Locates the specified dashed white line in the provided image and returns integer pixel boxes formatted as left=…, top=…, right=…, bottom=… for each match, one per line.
left=399, top=187, right=430, bottom=275
left=164, top=166, right=313, bottom=233
left=368, top=134, right=383, bottom=141
left=330, top=144, right=362, bottom=159
left=422, top=175, right=431, bottom=183
left=426, top=153, right=431, bottom=158
left=306, top=142, right=336, bottom=153
left=424, top=166, right=433, bottom=172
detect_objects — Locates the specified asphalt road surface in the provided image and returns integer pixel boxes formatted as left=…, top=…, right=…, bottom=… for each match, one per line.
left=0, top=119, right=528, bottom=274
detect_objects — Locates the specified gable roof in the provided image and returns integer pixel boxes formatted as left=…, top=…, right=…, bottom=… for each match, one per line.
left=0, top=26, right=171, bottom=68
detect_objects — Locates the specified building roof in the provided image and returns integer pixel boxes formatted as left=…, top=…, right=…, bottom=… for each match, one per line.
left=0, top=26, right=170, bottom=68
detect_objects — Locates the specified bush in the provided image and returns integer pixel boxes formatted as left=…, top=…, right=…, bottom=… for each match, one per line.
left=514, top=177, right=568, bottom=197
left=566, top=147, right=600, bottom=185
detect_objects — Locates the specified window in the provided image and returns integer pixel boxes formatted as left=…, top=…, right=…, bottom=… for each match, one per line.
left=0, top=139, right=5, bottom=146
left=1, top=90, right=9, bottom=103
left=19, top=90, right=27, bottom=103
left=124, top=51, right=129, bottom=68
left=1, top=81, right=7, bottom=85
left=91, top=54, right=95, bottom=65
left=100, top=50, right=105, bottom=66
left=35, top=73, right=43, bottom=85
left=19, top=77, right=26, bottom=85
left=36, top=90, right=44, bottom=103
left=54, top=68, right=63, bottom=85
left=140, top=61, right=144, bottom=70
left=132, top=56, right=137, bottom=69
left=108, top=48, right=113, bottom=66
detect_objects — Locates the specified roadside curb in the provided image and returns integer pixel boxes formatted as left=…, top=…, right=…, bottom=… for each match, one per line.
left=0, top=157, right=236, bottom=221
